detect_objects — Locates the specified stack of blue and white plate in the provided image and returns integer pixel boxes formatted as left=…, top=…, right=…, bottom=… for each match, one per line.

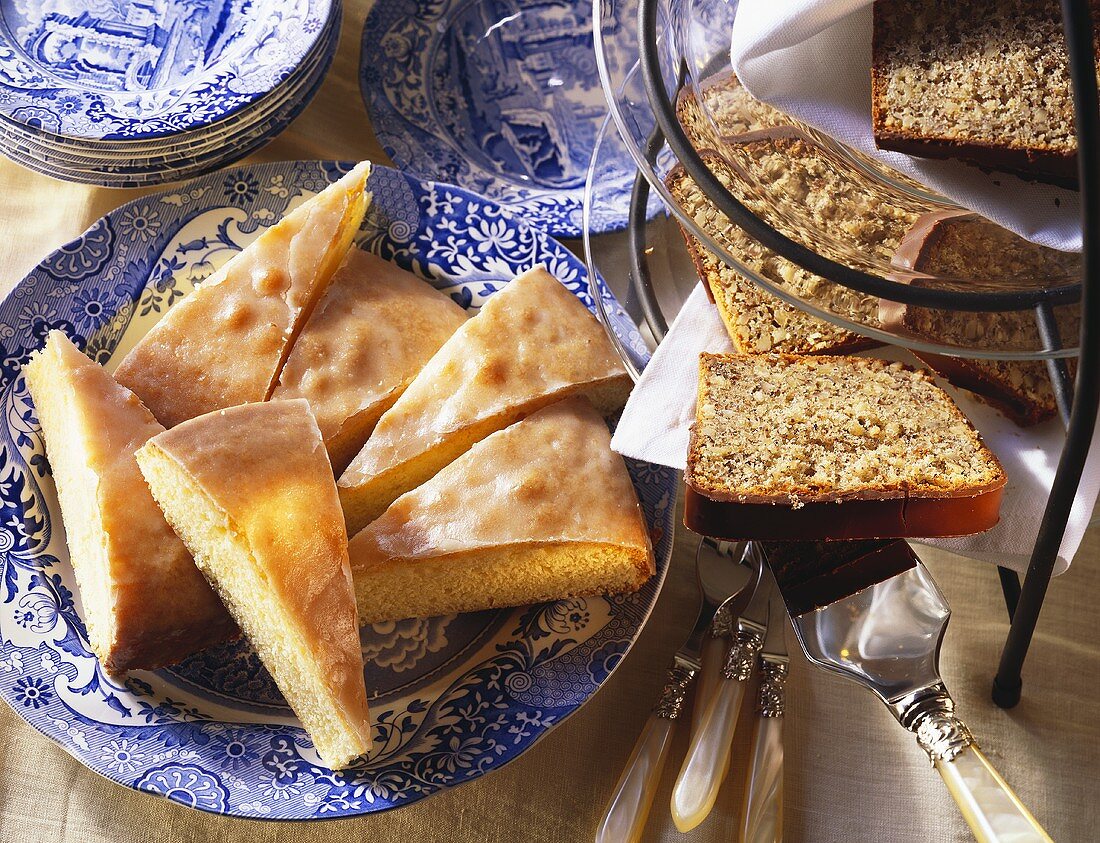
left=0, top=0, right=340, bottom=187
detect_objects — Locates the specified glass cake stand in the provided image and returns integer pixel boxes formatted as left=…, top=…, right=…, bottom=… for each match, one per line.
left=587, top=0, right=1100, bottom=709
left=592, top=0, right=1084, bottom=360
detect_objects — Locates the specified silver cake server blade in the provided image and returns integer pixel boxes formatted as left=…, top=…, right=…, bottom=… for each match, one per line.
left=779, top=542, right=1052, bottom=843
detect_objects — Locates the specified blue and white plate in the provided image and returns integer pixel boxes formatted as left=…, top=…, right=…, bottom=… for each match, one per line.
left=0, top=22, right=338, bottom=187
left=0, top=161, right=674, bottom=818
left=0, top=0, right=333, bottom=141
left=360, top=0, right=635, bottom=238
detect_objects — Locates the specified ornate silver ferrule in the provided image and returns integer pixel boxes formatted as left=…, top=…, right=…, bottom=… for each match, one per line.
left=890, top=683, right=974, bottom=764
left=710, top=605, right=734, bottom=639
left=653, top=661, right=697, bottom=719
left=722, top=626, right=764, bottom=681
left=756, top=655, right=789, bottom=718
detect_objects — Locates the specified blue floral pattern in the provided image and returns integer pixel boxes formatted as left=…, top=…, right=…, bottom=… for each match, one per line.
left=0, top=161, right=674, bottom=818
left=359, top=0, right=634, bottom=237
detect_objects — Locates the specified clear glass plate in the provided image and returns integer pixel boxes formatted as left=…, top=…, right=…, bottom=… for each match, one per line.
left=593, top=0, right=1083, bottom=359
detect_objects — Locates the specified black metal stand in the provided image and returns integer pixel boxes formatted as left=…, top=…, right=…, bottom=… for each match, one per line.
left=626, top=0, right=1100, bottom=707
left=992, top=0, right=1100, bottom=708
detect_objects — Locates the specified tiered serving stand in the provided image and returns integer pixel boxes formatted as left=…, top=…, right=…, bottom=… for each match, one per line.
left=586, top=0, right=1100, bottom=707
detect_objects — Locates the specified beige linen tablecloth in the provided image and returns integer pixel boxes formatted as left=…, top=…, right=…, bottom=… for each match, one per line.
left=1, top=4, right=1098, bottom=840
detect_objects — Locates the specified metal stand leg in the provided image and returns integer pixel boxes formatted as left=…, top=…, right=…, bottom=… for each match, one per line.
left=993, top=0, right=1100, bottom=708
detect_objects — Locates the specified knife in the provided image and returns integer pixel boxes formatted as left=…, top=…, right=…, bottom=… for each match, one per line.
left=595, top=539, right=758, bottom=843
left=741, top=568, right=788, bottom=843
left=671, top=542, right=770, bottom=832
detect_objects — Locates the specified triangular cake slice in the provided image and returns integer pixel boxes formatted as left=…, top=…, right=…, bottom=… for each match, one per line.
left=270, top=248, right=468, bottom=473
left=338, top=266, right=632, bottom=534
left=348, top=398, right=654, bottom=624
left=24, top=331, right=236, bottom=674
left=136, top=400, right=371, bottom=770
left=115, top=162, right=372, bottom=428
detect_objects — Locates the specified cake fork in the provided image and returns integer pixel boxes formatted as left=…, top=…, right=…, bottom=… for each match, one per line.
left=595, top=538, right=760, bottom=843
left=670, top=543, right=771, bottom=832
left=780, top=542, right=1052, bottom=843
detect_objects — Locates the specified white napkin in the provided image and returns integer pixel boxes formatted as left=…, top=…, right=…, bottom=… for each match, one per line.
left=729, top=0, right=1083, bottom=252
left=611, top=284, right=1100, bottom=573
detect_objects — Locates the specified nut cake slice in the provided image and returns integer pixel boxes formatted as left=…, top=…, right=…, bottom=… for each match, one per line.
left=271, top=248, right=468, bottom=473
left=883, top=211, right=1080, bottom=426
left=872, top=0, right=1086, bottom=186
left=115, top=162, right=372, bottom=428
left=136, top=400, right=371, bottom=770
left=24, top=331, right=235, bottom=674
left=348, top=398, right=653, bottom=624
left=338, top=266, right=632, bottom=535
left=685, top=353, right=1006, bottom=540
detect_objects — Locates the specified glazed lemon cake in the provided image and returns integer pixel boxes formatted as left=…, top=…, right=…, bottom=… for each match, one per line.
left=271, top=248, right=468, bottom=472
left=136, top=399, right=371, bottom=770
left=338, top=266, right=631, bottom=534
left=348, top=398, right=653, bottom=624
left=24, top=331, right=236, bottom=674
left=115, top=162, right=372, bottom=428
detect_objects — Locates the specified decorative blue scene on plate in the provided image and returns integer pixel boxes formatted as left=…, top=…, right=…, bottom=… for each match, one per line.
left=0, top=16, right=339, bottom=189
left=360, top=0, right=635, bottom=238
left=0, top=0, right=333, bottom=140
left=0, top=161, right=675, bottom=819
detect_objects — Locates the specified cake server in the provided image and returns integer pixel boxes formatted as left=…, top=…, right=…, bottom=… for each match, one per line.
left=740, top=568, right=788, bottom=843
left=671, top=542, right=770, bottom=832
left=772, top=541, right=1052, bottom=843
left=595, top=538, right=759, bottom=843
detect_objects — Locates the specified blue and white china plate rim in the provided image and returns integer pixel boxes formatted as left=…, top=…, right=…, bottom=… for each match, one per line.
left=0, top=59, right=332, bottom=186
left=0, top=43, right=331, bottom=164
left=0, top=160, right=674, bottom=818
left=0, top=15, right=340, bottom=187
left=0, top=0, right=335, bottom=141
left=359, top=0, right=635, bottom=238
left=0, top=18, right=336, bottom=155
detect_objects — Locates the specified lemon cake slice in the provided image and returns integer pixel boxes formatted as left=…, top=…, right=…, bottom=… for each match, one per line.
left=115, top=162, right=372, bottom=428
left=270, top=248, right=468, bottom=473
left=338, top=266, right=632, bottom=534
left=349, top=398, right=653, bottom=624
left=24, top=331, right=236, bottom=674
left=136, top=399, right=371, bottom=770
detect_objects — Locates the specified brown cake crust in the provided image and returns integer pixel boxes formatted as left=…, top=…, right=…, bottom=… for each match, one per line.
left=685, top=353, right=1007, bottom=540
left=685, top=484, right=1004, bottom=541
left=882, top=211, right=1080, bottom=426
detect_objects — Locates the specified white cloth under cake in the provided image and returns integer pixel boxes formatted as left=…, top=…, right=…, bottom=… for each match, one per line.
left=729, top=0, right=1083, bottom=252
left=611, top=284, right=1100, bottom=573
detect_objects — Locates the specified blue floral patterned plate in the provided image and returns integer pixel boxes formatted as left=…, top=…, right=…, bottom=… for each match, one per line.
left=0, top=0, right=333, bottom=141
left=0, top=161, right=675, bottom=818
left=359, top=0, right=634, bottom=238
